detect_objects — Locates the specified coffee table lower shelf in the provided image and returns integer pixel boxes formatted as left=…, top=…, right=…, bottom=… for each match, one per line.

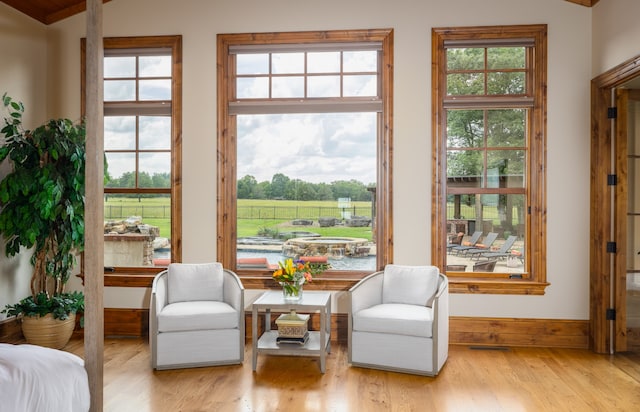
left=257, top=330, right=328, bottom=353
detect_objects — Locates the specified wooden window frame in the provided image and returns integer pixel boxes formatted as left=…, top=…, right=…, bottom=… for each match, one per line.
left=81, top=35, right=183, bottom=287
left=432, top=25, right=548, bottom=295
left=217, top=29, right=394, bottom=289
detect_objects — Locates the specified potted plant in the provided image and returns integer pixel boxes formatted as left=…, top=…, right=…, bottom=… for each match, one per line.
left=0, top=93, right=85, bottom=349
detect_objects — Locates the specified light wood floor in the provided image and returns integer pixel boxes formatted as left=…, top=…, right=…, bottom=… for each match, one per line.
left=65, top=338, right=640, bottom=412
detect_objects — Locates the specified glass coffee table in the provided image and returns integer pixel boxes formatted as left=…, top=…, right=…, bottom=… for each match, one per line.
left=251, top=291, right=331, bottom=373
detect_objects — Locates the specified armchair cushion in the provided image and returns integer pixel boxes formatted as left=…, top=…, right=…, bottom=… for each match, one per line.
left=158, top=301, right=239, bottom=333
left=382, top=265, right=439, bottom=306
left=352, top=303, right=434, bottom=338
left=167, top=262, right=224, bottom=303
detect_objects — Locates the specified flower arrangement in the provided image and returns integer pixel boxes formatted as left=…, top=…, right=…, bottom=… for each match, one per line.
left=273, top=258, right=314, bottom=285
left=272, top=258, right=328, bottom=300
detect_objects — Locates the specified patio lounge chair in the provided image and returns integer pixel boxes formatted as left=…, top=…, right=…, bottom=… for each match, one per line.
left=472, top=260, right=497, bottom=272
left=476, top=235, right=518, bottom=261
left=461, top=232, right=498, bottom=259
left=449, top=231, right=483, bottom=255
left=446, top=232, right=465, bottom=253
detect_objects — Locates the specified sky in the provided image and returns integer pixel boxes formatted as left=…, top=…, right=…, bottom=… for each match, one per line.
left=103, top=55, right=172, bottom=180
left=101, top=51, right=379, bottom=185
left=235, top=50, right=379, bottom=185
left=236, top=112, right=377, bottom=185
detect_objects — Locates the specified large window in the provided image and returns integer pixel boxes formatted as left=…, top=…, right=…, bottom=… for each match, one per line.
left=432, top=25, right=547, bottom=294
left=217, top=29, right=393, bottom=279
left=82, top=35, right=182, bottom=274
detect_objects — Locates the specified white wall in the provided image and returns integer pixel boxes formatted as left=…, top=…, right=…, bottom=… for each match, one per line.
left=592, top=0, right=640, bottom=76
left=1, top=0, right=598, bottom=320
left=0, top=4, right=50, bottom=320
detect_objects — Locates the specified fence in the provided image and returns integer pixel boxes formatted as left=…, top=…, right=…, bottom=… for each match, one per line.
left=237, top=205, right=371, bottom=220
left=105, top=205, right=171, bottom=219
left=105, top=204, right=372, bottom=221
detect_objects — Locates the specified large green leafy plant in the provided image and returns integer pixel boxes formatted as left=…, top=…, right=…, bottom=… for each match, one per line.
left=0, top=93, right=85, bottom=320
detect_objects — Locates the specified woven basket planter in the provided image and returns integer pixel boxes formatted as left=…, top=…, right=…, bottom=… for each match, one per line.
left=21, top=313, right=76, bottom=349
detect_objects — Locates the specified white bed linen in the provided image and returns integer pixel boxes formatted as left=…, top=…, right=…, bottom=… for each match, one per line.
left=0, top=343, right=90, bottom=412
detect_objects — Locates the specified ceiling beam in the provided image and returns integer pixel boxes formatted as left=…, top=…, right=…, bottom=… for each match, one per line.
left=0, top=0, right=111, bottom=25
left=564, top=0, right=600, bottom=7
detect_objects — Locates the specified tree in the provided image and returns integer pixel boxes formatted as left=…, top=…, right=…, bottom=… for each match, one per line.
left=331, top=179, right=370, bottom=201
left=237, top=175, right=258, bottom=199
left=285, top=179, right=316, bottom=201
left=315, top=183, right=334, bottom=201
left=270, top=173, right=290, bottom=199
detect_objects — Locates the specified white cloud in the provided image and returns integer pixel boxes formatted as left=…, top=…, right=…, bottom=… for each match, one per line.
left=237, top=113, right=376, bottom=185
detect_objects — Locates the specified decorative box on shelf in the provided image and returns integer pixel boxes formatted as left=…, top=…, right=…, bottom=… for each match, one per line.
left=275, top=310, right=309, bottom=344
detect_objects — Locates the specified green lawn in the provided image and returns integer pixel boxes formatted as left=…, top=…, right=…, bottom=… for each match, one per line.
left=238, top=219, right=373, bottom=240
left=104, top=197, right=374, bottom=241
left=105, top=196, right=171, bottom=239
left=104, top=196, right=526, bottom=243
left=237, top=199, right=373, bottom=240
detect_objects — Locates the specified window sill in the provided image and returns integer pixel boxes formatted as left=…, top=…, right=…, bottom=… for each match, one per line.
left=100, top=270, right=549, bottom=294
left=448, top=277, right=549, bottom=295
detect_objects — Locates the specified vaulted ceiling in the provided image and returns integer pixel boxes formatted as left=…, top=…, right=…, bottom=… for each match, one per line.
left=0, top=0, right=111, bottom=25
left=0, top=0, right=600, bottom=25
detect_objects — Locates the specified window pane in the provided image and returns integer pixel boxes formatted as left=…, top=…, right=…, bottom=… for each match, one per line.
left=308, top=52, right=340, bottom=73
left=237, top=54, right=269, bottom=75
left=447, top=48, right=484, bottom=71
left=447, top=110, right=484, bottom=148
left=139, top=152, right=171, bottom=188
left=105, top=153, right=136, bottom=188
left=272, top=52, right=304, bottom=74
left=236, top=112, right=377, bottom=271
left=139, top=55, right=171, bottom=77
left=140, top=116, right=171, bottom=150
left=104, top=194, right=171, bottom=267
left=447, top=150, right=482, bottom=186
left=487, top=109, right=526, bottom=147
left=446, top=193, right=526, bottom=274
left=104, top=116, right=136, bottom=150
left=272, top=76, right=304, bottom=98
left=344, top=75, right=377, bottom=97
left=447, top=73, right=484, bottom=96
left=105, top=80, right=136, bottom=101
left=488, top=72, right=525, bottom=95
left=139, top=79, right=171, bottom=100
left=344, top=51, right=377, bottom=72
left=237, top=77, right=269, bottom=98
left=104, top=56, right=135, bottom=78
left=308, top=75, right=340, bottom=97
left=487, top=47, right=525, bottom=70
left=487, top=150, right=525, bottom=188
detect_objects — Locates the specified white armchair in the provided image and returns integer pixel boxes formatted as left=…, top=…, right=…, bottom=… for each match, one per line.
left=348, top=265, right=449, bottom=376
left=150, top=262, right=245, bottom=370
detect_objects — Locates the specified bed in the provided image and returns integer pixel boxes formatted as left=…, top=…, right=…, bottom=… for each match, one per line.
left=0, top=343, right=90, bottom=411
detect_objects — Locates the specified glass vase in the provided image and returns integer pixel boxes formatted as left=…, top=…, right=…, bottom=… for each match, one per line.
left=280, top=280, right=304, bottom=302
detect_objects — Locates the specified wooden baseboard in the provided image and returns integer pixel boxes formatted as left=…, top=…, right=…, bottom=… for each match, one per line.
left=67, top=309, right=589, bottom=350
left=104, top=308, right=149, bottom=337
left=0, top=317, right=24, bottom=343
left=450, top=316, right=590, bottom=349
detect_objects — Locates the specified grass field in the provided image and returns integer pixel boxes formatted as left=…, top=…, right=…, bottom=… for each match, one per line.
left=104, top=196, right=518, bottom=243
left=105, top=196, right=172, bottom=239
left=104, top=197, right=374, bottom=241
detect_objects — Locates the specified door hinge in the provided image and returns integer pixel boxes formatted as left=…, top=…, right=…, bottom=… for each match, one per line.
left=606, top=242, right=617, bottom=253
left=607, top=174, right=617, bottom=186
left=606, top=308, right=616, bottom=320
left=608, top=107, right=618, bottom=119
